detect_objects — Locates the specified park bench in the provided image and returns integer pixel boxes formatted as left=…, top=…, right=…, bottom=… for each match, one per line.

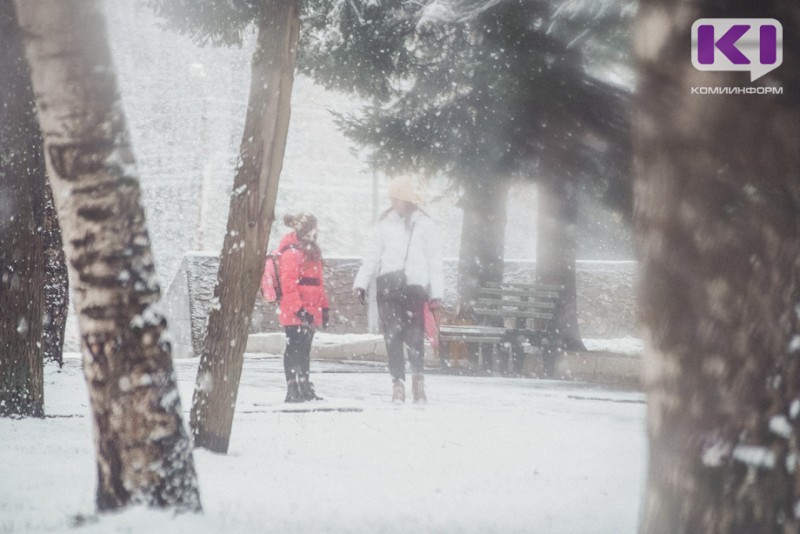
left=438, top=281, right=563, bottom=375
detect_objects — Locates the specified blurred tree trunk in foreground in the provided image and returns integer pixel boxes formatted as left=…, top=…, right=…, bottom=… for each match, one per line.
left=14, top=0, right=200, bottom=511
left=635, top=1, right=800, bottom=532
left=190, top=0, right=300, bottom=454
left=0, top=0, right=45, bottom=417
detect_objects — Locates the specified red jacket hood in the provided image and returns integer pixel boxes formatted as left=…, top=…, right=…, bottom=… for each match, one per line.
left=277, top=232, right=299, bottom=251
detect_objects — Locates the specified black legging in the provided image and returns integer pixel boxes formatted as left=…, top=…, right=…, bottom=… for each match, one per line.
left=284, top=325, right=315, bottom=382
left=377, top=285, right=427, bottom=382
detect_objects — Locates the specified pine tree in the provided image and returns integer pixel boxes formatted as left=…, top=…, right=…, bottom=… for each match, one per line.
left=302, top=0, right=632, bottom=355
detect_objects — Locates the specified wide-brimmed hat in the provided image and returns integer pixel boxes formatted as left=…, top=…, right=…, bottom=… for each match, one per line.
left=388, top=175, right=422, bottom=205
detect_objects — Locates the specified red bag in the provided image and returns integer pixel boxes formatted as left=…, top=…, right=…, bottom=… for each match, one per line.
left=260, top=244, right=297, bottom=303
left=424, top=301, right=440, bottom=352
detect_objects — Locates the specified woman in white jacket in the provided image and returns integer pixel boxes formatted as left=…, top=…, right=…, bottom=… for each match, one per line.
left=353, top=176, right=444, bottom=403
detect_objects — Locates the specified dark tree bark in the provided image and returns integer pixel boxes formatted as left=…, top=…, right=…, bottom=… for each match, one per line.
left=36, top=183, right=69, bottom=367
left=14, top=0, right=200, bottom=511
left=0, top=0, right=45, bottom=417
left=635, top=1, right=800, bottom=532
left=536, top=176, right=586, bottom=352
left=190, top=0, right=300, bottom=453
left=457, top=177, right=511, bottom=316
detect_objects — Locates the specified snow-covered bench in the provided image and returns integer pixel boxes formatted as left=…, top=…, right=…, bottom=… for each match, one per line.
left=438, top=282, right=563, bottom=374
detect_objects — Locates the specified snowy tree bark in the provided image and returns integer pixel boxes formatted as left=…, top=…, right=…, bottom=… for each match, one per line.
left=0, top=0, right=45, bottom=417
left=635, top=1, right=800, bottom=532
left=190, top=0, right=300, bottom=454
left=13, top=0, right=201, bottom=511
left=37, top=182, right=69, bottom=367
left=457, top=177, right=510, bottom=316
left=536, top=176, right=586, bottom=352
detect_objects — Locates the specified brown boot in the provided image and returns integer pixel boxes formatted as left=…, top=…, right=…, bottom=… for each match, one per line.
left=412, top=373, right=427, bottom=404
left=392, top=380, right=405, bottom=403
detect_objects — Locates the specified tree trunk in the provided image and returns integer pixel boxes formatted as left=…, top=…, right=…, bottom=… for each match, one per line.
left=536, top=176, right=586, bottom=352
left=14, top=0, right=201, bottom=511
left=190, top=0, right=300, bottom=454
left=37, top=181, right=69, bottom=367
left=0, top=0, right=45, bottom=417
left=635, top=1, right=800, bottom=532
left=457, top=177, right=510, bottom=316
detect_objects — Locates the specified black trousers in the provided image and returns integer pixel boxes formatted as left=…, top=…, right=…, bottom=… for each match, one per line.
left=284, top=325, right=315, bottom=382
left=377, top=285, right=427, bottom=382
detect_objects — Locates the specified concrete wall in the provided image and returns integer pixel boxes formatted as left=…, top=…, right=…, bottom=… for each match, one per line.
left=158, top=253, right=637, bottom=358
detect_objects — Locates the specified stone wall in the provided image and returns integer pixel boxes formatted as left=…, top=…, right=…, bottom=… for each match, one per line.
left=159, top=253, right=637, bottom=358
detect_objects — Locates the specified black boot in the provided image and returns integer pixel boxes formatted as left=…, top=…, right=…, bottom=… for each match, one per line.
left=299, top=379, right=323, bottom=401
left=412, top=373, right=427, bottom=403
left=285, top=381, right=303, bottom=403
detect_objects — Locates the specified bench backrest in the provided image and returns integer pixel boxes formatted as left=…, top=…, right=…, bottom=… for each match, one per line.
left=473, top=281, right=563, bottom=331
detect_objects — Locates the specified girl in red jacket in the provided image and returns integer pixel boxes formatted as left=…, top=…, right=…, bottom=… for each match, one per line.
left=276, top=213, right=329, bottom=402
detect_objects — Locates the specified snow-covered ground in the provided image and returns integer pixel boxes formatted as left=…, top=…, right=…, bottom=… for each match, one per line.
left=1, top=354, right=646, bottom=533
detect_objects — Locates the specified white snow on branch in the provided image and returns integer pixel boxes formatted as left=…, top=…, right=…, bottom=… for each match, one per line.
left=701, top=440, right=731, bottom=468
left=787, top=453, right=797, bottom=474
left=417, top=0, right=628, bottom=28
left=158, top=388, right=180, bottom=412
left=16, top=318, right=28, bottom=335
left=416, top=0, right=505, bottom=28
left=769, top=415, right=792, bottom=440
left=129, top=303, right=164, bottom=329
left=732, top=445, right=776, bottom=470
left=791, top=399, right=800, bottom=419
left=789, top=335, right=800, bottom=354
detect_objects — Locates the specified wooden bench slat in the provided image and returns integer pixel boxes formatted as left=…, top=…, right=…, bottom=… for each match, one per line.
left=439, top=325, right=506, bottom=335
left=478, top=288, right=561, bottom=299
left=438, top=281, right=563, bottom=369
left=439, top=328, right=506, bottom=336
left=440, top=324, right=506, bottom=330
left=484, top=281, right=564, bottom=292
left=476, top=298, right=556, bottom=310
left=439, top=335, right=504, bottom=343
left=475, top=308, right=554, bottom=320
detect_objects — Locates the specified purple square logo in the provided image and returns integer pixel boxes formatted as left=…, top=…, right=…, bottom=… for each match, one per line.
left=691, top=18, right=783, bottom=81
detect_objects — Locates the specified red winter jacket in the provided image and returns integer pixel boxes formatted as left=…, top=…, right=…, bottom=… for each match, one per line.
left=277, top=232, right=329, bottom=327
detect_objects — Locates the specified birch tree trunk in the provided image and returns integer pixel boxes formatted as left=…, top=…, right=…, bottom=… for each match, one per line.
left=190, top=0, right=300, bottom=453
left=0, top=0, right=45, bottom=417
left=536, top=176, right=586, bottom=353
left=13, top=0, right=200, bottom=511
left=635, top=1, right=800, bottom=531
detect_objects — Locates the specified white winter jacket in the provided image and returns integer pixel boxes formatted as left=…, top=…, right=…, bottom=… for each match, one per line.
left=353, top=208, right=444, bottom=300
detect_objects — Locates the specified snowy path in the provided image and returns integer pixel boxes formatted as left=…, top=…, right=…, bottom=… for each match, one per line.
left=1, top=355, right=646, bottom=533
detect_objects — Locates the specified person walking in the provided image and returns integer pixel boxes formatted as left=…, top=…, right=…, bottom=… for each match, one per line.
left=275, top=213, right=330, bottom=402
left=353, top=176, right=444, bottom=403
